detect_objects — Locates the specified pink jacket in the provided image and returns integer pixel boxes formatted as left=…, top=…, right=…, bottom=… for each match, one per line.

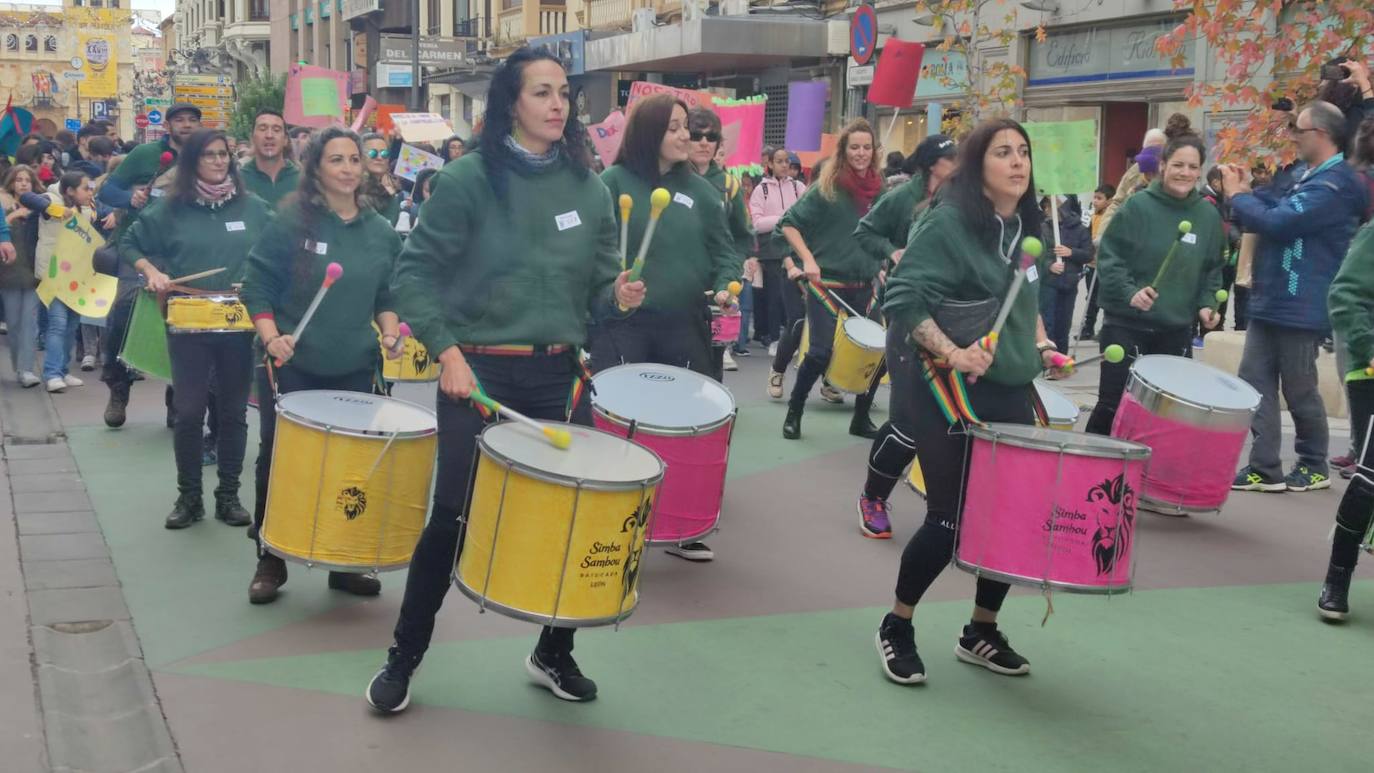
left=748, top=175, right=807, bottom=236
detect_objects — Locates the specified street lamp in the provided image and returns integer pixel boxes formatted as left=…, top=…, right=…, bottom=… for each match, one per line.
left=1019, top=0, right=1061, bottom=12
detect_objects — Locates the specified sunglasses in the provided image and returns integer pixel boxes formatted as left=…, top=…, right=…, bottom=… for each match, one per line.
left=690, top=131, right=720, bottom=143
left=367, top=148, right=391, bottom=159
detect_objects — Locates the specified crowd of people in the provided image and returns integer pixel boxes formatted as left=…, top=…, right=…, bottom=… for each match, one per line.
left=0, top=46, right=1372, bottom=711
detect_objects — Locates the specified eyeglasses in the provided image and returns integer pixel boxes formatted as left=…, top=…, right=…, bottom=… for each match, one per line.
left=690, top=131, right=720, bottom=144
left=367, top=148, right=391, bottom=159
left=202, top=150, right=231, bottom=160
left=1288, top=124, right=1326, bottom=136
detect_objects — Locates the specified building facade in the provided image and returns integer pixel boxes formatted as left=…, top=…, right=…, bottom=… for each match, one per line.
left=172, top=0, right=270, bottom=80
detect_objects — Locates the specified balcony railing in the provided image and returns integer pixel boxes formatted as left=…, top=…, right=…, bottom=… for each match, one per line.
left=454, top=16, right=484, bottom=38
left=495, top=6, right=566, bottom=46
left=583, top=0, right=685, bottom=32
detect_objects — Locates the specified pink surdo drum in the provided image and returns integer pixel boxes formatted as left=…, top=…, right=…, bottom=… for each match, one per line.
left=592, top=364, right=736, bottom=545
left=1110, top=355, right=1260, bottom=515
left=958, top=423, right=1151, bottom=593
left=710, top=309, right=742, bottom=346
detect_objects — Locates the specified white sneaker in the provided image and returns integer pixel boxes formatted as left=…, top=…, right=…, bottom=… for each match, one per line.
left=19, top=371, right=41, bottom=388
left=80, top=355, right=96, bottom=371
left=722, top=350, right=738, bottom=371
left=46, top=377, right=66, bottom=393
left=820, top=384, right=845, bottom=404
left=666, top=542, right=714, bottom=561
left=63, top=374, right=84, bottom=387
left=767, top=370, right=785, bottom=399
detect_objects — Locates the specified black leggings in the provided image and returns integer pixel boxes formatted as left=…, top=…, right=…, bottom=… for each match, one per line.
left=863, top=326, right=923, bottom=501
left=589, top=307, right=713, bottom=377
left=770, top=277, right=807, bottom=373
left=1085, top=322, right=1192, bottom=435
left=166, top=333, right=252, bottom=499
left=891, top=354, right=1035, bottom=610
left=1331, top=379, right=1374, bottom=572
left=788, top=285, right=874, bottom=409
left=391, top=352, right=591, bottom=663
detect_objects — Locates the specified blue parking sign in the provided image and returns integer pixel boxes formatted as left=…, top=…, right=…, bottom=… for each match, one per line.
left=65, top=119, right=81, bottom=132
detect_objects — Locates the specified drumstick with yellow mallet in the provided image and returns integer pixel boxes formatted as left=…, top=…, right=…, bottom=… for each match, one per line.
left=470, top=390, right=572, bottom=450
left=274, top=262, right=343, bottom=366
left=618, top=194, right=633, bottom=265
left=618, top=188, right=672, bottom=311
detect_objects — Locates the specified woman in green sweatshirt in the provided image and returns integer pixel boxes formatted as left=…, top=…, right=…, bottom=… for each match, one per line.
left=120, top=129, right=273, bottom=532
left=875, top=119, right=1069, bottom=686
left=592, top=93, right=739, bottom=378
left=238, top=126, right=404, bottom=605
left=365, top=49, right=644, bottom=715
left=776, top=118, right=887, bottom=440
left=1085, top=134, right=1223, bottom=435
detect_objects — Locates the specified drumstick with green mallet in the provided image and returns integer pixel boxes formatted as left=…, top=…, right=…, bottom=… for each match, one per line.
left=470, top=390, right=572, bottom=450
left=978, top=236, right=1044, bottom=352
left=618, top=188, right=672, bottom=311
left=1047, top=344, right=1126, bottom=372
left=1149, top=220, right=1193, bottom=288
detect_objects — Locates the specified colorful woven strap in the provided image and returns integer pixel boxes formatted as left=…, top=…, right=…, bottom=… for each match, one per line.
left=919, top=352, right=983, bottom=427
left=564, top=351, right=595, bottom=420
left=803, top=280, right=842, bottom=319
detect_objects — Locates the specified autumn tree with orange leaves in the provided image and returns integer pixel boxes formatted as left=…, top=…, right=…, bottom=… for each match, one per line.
left=1157, top=0, right=1373, bottom=166
left=913, top=0, right=1039, bottom=135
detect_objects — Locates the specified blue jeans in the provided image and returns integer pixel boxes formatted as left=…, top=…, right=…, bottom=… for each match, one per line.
left=735, top=284, right=754, bottom=350
left=1, top=288, right=39, bottom=375
left=42, top=301, right=78, bottom=381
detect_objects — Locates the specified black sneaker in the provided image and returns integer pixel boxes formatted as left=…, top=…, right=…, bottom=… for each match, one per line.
left=665, top=542, right=714, bottom=561
left=876, top=613, right=926, bottom=684
left=103, top=382, right=130, bottom=428
left=955, top=624, right=1031, bottom=676
left=526, top=649, right=598, bottom=702
left=214, top=496, right=251, bottom=527
left=164, top=494, right=204, bottom=529
left=328, top=571, right=381, bottom=596
left=366, top=647, right=419, bottom=714
left=1318, top=566, right=1351, bottom=622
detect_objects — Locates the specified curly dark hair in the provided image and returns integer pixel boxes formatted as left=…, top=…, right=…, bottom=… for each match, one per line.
left=1163, top=113, right=1194, bottom=140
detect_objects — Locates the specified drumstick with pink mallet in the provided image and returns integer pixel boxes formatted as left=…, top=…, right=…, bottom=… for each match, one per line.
left=385, top=322, right=412, bottom=358
left=470, top=390, right=572, bottom=450
left=274, top=262, right=343, bottom=366
left=978, top=236, right=1044, bottom=352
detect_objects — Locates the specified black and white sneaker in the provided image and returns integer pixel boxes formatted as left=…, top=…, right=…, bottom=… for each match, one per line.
left=526, top=649, right=598, bottom=702
left=875, top=613, right=926, bottom=684
left=366, top=647, right=419, bottom=714
left=666, top=541, right=714, bottom=561
left=955, top=624, right=1031, bottom=676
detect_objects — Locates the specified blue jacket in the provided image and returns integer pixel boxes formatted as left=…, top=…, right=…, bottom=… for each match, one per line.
left=1230, top=154, right=1368, bottom=332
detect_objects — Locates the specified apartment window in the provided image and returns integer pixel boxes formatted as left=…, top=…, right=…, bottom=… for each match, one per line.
left=43, top=35, right=57, bottom=52
left=502, top=0, right=518, bottom=10
left=5, top=35, right=16, bottom=52
left=250, top=0, right=269, bottom=20
left=24, top=34, right=36, bottom=52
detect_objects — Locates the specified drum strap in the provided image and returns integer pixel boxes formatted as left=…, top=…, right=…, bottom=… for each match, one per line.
left=802, top=280, right=842, bottom=319
left=564, top=351, right=595, bottom=421
left=1029, top=386, right=1051, bottom=429
left=918, top=352, right=983, bottom=426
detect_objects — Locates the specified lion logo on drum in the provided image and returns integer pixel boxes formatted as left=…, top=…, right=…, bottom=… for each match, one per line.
left=412, top=345, right=429, bottom=376
left=1085, top=474, right=1136, bottom=576
left=219, top=301, right=244, bottom=326
left=336, top=487, right=368, bottom=520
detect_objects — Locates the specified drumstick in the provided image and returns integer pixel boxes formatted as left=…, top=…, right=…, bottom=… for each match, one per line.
left=1149, top=220, right=1193, bottom=289
left=979, top=236, right=1044, bottom=352
left=470, top=391, right=572, bottom=450
left=618, top=188, right=671, bottom=311
left=167, top=267, right=226, bottom=285
left=386, top=322, right=411, bottom=357
left=618, top=194, right=633, bottom=267
left=1047, top=343, right=1125, bottom=372
left=274, top=262, right=343, bottom=366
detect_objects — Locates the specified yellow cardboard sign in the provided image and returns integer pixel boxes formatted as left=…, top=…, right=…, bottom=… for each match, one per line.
left=36, top=214, right=117, bottom=318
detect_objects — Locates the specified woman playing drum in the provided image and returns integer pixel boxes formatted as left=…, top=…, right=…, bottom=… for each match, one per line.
left=1085, top=134, right=1224, bottom=436
left=120, top=129, right=272, bottom=531
left=875, top=119, right=1069, bottom=685
left=776, top=119, right=886, bottom=440
left=239, top=127, right=404, bottom=604
left=366, top=48, right=644, bottom=713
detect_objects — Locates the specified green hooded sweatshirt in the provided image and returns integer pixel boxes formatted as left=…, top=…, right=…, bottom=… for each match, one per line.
left=855, top=172, right=930, bottom=263
left=1095, top=180, right=1224, bottom=331
left=700, top=161, right=754, bottom=264
left=601, top=163, right=741, bottom=312
left=1327, top=222, right=1374, bottom=380
left=776, top=184, right=882, bottom=282
left=240, top=159, right=302, bottom=209
left=883, top=203, right=1042, bottom=387
left=119, top=192, right=273, bottom=291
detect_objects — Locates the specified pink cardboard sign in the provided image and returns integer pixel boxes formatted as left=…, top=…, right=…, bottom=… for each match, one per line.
left=285, top=64, right=350, bottom=129
left=588, top=111, right=627, bottom=164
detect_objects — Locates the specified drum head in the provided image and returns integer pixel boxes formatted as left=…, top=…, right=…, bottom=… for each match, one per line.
left=277, top=390, right=436, bottom=437
left=481, top=422, right=663, bottom=486
left=1130, top=355, right=1259, bottom=411
left=1033, top=379, right=1080, bottom=424
left=843, top=316, right=886, bottom=349
left=591, top=364, right=736, bottom=432
left=970, top=422, right=1151, bottom=460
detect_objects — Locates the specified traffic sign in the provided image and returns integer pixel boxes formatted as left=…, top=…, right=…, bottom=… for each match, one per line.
left=65, top=119, right=81, bottom=132
left=135, top=114, right=149, bottom=129
left=850, top=5, right=878, bottom=66
left=147, top=109, right=162, bottom=125
left=62, top=70, right=87, bottom=81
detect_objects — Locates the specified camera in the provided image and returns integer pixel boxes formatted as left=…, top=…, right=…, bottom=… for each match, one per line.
left=1321, top=58, right=1351, bottom=81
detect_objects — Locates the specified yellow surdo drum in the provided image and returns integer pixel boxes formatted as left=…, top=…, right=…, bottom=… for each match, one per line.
left=165, top=295, right=254, bottom=333
left=378, top=327, right=439, bottom=382
left=261, top=390, right=437, bottom=572
left=455, top=422, right=664, bottom=627
left=796, top=315, right=888, bottom=394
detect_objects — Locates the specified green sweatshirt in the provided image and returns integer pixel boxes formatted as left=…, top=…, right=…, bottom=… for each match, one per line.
left=776, top=185, right=882, bottom=282
left=700, top=162, right=753, bottom=263
left=884, top=204, right=1041, bottom=386
left=119, top=192, right=273, bottom=291
left=240, top=159, right=302, bottom=208
left=240, top=202, right=400, bottom=376
left=390, top=150, right=621, bottom=354
left=1328, top=222, right=1374, bottom=379
left=855, top=172, right=929, bottom=263
left=601, top=163, right=740, bottom=312
left=1096, top=181, right=1224, bottom=330
left=103, top=138, right=177, bottom=241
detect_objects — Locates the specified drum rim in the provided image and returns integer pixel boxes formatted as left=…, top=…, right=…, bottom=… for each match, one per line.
left=1033, top=378, right=1082, bottom=424
left=1127, top=354, right=1260, bottom=415
left=1138, top=493, right=1221, bottom=515
left=259, top=538, right=409, bottom=573
left=970, top=421, right=1152, bottom=460
left=167, top=294, right=243, bottom=302
left=841, top=315, right=886, bottom=349
left=952, top=558, right=1133, bottom=595
left=276, top=390, right=438, bottom=439
left=165, top=327, right=254, bottom=334
left=477, top=423, right=665, bottom=490
left=451, top=569, right=638, bottom=627
left=590, top=363, right=738, bottom=435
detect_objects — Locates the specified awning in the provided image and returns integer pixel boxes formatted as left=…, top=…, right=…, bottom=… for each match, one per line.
left=584, top=16, right=830, bottom=73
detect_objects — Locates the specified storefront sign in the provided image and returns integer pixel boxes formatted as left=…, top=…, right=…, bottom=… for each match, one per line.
left=380, top=35, right=470, bottom=66
left=1027, top=19, right=1193, bottom=87
left=915, top=50, right=969, bottom=100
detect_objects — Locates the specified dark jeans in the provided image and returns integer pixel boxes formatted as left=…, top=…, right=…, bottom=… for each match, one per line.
left=770, top=276, right=807, bottom=373
left=1330, top=379, right=1374, bottom=572
left=1039, top=283, right=1076, bottom=356
left=1079, top=267, right=1101, bottom=337
left=391, top=353, right=591, bottom=662
left=101, top=280, right=140, bottom=387
left=892, top=364, right=1034, bottom=609
left=864, top=325, right=924, bottom=501
left=589, top=307, right=713, bottom=377
left=1238, top=320, right=1328, bottom=479
left=250, top=365, right=375, bottom=555
left=166, top=333, right=253, bottom=500
left=788, top=285, right=872, bottom=408
left=1085, top=322, right=1192, bottom=436
left=756, top=259, right=784, bottom=343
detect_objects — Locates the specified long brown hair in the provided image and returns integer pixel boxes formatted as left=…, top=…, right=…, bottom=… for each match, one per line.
left=816, top=118, right=876, bottom=200
left=616, top=93, right=689, bottom=185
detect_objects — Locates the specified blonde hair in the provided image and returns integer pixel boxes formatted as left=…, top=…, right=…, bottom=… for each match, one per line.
left=816, top=118, right=876, bottom=200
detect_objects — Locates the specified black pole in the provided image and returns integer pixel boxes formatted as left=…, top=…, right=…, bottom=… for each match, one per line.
left=410, top=0, right=421, bottom=110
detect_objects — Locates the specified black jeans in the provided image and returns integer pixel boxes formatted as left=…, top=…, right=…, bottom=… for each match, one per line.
left=758, top=259, right=788, bottom=344
left=1331, top=379, right=1374, bottom=572
left=101, top=280, right=140, bottom=387
left=864, top=325, right=923, bottom=501
left=1085, top=322, right=1192, bottom=435
left=166, top=333, right=253, bottom=500
left=391, top=353, right=591, bottom=662
left=788, top=285, right=872, bottom=409
left=250, top=364, right=376, bottom=555
left=589, top=307, right=713, bottom=377
left=1079, top=267, right=1101, bottom=337
left=770, top=276, right=807, bottom=372
left=892, top=365, right=1034, bottom=609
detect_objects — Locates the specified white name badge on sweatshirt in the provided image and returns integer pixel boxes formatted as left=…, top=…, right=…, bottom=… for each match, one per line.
left=1026, top=265, right=1039, bottom=283
left=303, top=240, right=328, bottom=255
left=225, top=221, right=246, bottom=232
left=555, top=210, right=582, bottom=231
left=673, top=192, right=695, bottom=209
left=149, top=188, right=164, bottom=198
left=1181, top=232, right=1198, bottom=245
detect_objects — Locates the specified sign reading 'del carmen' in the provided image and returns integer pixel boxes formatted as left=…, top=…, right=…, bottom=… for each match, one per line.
left=380, top=35, right=469, bottom=66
